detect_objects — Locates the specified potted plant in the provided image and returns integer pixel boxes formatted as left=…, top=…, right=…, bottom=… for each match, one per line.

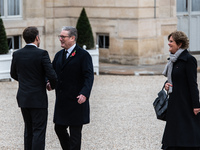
left=0, top=14, right=12, bottom=80
left=76, top=8, right=99, bottom=75
left=76, top=7, right=94, bottom=49
left=0, top=14, right=9, bottom=54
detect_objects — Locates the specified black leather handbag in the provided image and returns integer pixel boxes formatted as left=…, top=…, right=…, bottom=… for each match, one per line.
left=153, top=85, right=168, bottom=121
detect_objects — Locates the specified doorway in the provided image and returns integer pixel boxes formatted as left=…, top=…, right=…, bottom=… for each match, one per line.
left=177, top=0, right=200, bottom=51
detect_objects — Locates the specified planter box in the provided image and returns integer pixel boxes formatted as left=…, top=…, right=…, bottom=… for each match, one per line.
left=0, top=50, right=13, bottom=80
left=83, top=45, right=99, bottom=75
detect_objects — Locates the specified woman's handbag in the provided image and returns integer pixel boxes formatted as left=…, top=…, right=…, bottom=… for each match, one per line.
left=153, top=85, right=168, bottom=121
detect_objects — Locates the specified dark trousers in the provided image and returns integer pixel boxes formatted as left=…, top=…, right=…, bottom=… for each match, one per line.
left=21, top=108, right=48, bottom=150
left=54, top=124, right=83, bottom=150
left=165, top=147, right=200, bottom=150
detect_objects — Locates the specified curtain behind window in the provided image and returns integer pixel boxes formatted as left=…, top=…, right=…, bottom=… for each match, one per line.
left=177, top=0, right=188, bottom=12
left=0, top=0, right=4, bottom=16
left=8, top=0, right=20, bottom=16
left=192, top=0, right=200, bottom=11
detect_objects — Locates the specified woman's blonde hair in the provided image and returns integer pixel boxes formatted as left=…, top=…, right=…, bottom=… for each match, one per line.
left=168, top=31, right=189, bottom=49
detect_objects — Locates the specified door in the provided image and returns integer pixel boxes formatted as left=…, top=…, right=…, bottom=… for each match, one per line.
left=177, top=0, right=200, bottom=51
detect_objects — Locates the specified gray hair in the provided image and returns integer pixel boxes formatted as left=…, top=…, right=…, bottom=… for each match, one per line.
left=62, top=26, right=78, bottom=41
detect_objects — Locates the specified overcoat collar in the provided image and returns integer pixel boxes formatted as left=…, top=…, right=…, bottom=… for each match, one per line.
left=24, top=45, right=38, bottom=49
left=61, top=44, right=79, bottom=70
left=177, top=49, right=189, bottom=61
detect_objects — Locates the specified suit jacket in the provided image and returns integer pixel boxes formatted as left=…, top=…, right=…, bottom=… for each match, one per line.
left=10, top=45, right=57, bottom=108
left=52, top=44, right=94, bottom=125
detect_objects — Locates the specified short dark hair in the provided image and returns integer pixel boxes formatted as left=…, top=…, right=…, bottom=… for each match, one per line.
left=168, top=31, right=189, bottom=49
left=23, top=26, right=39, bottom=43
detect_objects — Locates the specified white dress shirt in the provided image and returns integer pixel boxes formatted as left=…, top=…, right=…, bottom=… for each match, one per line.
left=66, top=44, right=76, bottom=58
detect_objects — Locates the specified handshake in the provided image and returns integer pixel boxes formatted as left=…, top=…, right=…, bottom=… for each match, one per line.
left=46, top=80, right=53, bottom=91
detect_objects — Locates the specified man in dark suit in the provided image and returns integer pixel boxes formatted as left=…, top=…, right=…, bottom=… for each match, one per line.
left=50, top=26, right=94, bottom=150
left=10, top=26, right=57, bottom=150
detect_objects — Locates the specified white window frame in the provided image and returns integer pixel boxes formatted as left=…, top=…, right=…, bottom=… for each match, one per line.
left=1, top=0, right=22, bottom=19
left=97, top=33, right=109, bottom=49
left=7, top=35, right=21, bottom=50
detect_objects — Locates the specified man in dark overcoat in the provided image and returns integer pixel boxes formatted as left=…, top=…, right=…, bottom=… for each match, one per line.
left=50, top=26, right=94, bottom=150
left=10, top=26, right=57, bottom=150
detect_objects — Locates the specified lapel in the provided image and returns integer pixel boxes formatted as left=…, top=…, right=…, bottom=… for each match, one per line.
left=61, top=45, right=78, bottom=70
left=58, top=49, right=65, bottom=67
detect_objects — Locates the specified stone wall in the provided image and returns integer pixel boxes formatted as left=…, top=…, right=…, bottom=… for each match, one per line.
left=3, top=0, right=177, bottom=65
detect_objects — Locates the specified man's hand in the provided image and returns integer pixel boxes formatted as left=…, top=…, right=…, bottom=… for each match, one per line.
left=46, top=81, right=52, bottom=91
left=77, top=94, right=86, bottom=104
left=194, top=108, right=200, bottom=115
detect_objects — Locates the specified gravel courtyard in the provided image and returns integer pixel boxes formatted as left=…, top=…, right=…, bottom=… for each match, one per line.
left=0, top=75, right=179, bottom=150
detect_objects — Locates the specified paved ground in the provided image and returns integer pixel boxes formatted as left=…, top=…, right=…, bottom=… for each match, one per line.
left=0, top=75, right=169, bottom=150
left=99, top=62, right=166, bottom=76
left=99, top=54, right=200, bottom=75
left=1, top=60, right=200, bottom=150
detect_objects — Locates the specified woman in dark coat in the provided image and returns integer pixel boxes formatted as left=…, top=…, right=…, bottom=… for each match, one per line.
left=162, top=31, right=200, bottom=150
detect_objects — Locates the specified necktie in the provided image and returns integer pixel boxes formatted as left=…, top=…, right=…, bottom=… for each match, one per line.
left=63, top=50, right=68, bottom=64
left=65, top=50, right=68, bottom=59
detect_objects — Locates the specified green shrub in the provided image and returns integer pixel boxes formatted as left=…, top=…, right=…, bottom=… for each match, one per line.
left=76, top=8, right=94, bottom=49
left=0, top=15, right=9, bottom=54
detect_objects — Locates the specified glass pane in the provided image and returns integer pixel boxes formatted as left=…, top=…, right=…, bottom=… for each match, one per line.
left=0, top=0, right=4, bottom=16
left=7, top=38, right=13, bottom=49
left=98, top=35, right=104, bottom=48
left=105, top=36, right=109, bottom=48
left=8, top=0, right=20, bottom=16
left=192, top=0, right=200, bottom=11
left=177, top=0, right=188, bottom=12
left=14, top=36, right=19, bottom=49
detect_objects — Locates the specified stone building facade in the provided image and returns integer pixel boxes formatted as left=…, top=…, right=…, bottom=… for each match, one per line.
left=2, top=0, right=177, bottom=65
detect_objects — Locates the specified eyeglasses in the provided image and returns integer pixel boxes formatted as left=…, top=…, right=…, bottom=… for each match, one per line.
left=58, top=35, right=70, bottom=39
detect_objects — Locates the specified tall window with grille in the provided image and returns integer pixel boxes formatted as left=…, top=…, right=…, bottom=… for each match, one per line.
left=177, top=0, right=200, bottom=51
left=0, top=0, right=22, bottom=18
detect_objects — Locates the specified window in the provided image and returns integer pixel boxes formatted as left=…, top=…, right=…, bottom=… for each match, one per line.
left=0, top=0, right=4, bottom=16
left=177, top=0, right=188, bottom=12
left=0, top=0, right=22, bottom=18
left=192, top=0, right=200, bottom=11
left=177, top=0, right=200, bottom=12
left=97, top=34, right=109, bottom=49
left=7, top=36, right=21, bottom=50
